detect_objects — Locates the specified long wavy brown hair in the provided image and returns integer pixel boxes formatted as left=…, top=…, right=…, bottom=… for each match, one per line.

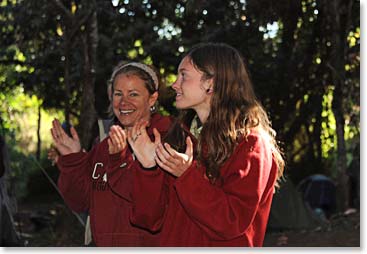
left=178, top=42, right=285, bottom=185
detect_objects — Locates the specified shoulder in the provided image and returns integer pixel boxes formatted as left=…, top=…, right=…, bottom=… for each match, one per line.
left=150, top=113, right=174, bottom=132
left=236, top=129, right=271, bottom=155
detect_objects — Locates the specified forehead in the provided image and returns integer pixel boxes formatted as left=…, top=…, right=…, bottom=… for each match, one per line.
left=114, top=74, right=147, bottom=90
left=178, top=56, right=195, bottom=71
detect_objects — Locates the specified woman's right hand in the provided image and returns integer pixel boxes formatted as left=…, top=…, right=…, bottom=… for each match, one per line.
left=107, top=125, right=127, bottom=154
left=50, top=119, right=81, bottom=156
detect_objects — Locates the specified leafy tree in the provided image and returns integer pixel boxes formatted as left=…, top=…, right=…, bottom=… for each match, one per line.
left=1, top=0, right=359, bottom=212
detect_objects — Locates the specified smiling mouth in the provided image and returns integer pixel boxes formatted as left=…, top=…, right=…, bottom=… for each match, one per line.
left=119, top=109, right=135, bottom=115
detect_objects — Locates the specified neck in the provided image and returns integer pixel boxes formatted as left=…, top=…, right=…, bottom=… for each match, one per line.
left=194, top=102, right=210, bottom=124
left=124, top=113, right=152, bottom=130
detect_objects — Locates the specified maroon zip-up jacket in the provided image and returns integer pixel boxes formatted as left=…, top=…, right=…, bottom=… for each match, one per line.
left=57, top=113, right=172, bottom=246
left=131, top=130, right=278, bottom=246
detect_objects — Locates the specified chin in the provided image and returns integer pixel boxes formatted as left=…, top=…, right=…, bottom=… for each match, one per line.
left=175, top=101, right=186, bottom=109
left=118, top=118, right=134, bottom=128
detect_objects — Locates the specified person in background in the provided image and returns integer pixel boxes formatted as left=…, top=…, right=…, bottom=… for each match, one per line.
left=129, top=42, right=285, bottom=246
left=50, top=61, right=172, bottom=246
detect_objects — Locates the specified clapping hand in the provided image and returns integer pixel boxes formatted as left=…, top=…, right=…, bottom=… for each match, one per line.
left=155, top=136, right=193, bottom=177
left=127, top=119, right=161, bottom=168
left=107, top=125, right=128, bottom=154
left=50, top=119, right=81, bottom=156
left=47, top=146, right=59, bottom=165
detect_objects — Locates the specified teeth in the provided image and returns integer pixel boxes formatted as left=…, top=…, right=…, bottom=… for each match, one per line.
left=120, top=109, right=135, bottom=114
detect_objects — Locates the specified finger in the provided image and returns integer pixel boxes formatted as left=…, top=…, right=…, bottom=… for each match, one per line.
left=163, top=143, right=178, bottom=157
left=121, top=129, right=127, bottom=145
left=185, top=136, right=193, bottom=157
left=110, top=127, right=121, bottom=147
left=107, top=138, right=114, bottom=152
left=50, top=128, right=58, bottom=141
left=116, top=127, right=127, bottom=147
left=108, top=125, right=116, bottom=138
left=107, top=137, right=119, bottom=154
left=155, top=153, right=174, bottom=174
left=51, top=128, right=64, bottom=145
left=157, top=143, right=171, bottom=160
left=116, top=128, right=127, bottom=148
left=153, top=128, right=161, bottom=145
left=53, top=119, right=64, bottom=137
left=70, top=126, right=80, bottom=142
left=156, top=143, right=175, bottom=166
left=116, top=126, right=127, bottom=142
left=108, top=127, right=117, bottom=143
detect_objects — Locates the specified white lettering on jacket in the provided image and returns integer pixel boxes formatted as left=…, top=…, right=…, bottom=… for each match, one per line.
left=92, top=163, right=103, bottom=179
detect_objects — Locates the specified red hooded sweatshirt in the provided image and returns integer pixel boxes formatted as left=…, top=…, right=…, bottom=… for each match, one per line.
left=57, top=113, right=172, bottom=246
left=131, top=130, right=278, bottom=246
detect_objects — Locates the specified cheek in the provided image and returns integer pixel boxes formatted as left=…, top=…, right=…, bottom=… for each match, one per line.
left=140, top=101, right=151, bottom=112
left=112, top=98, right=119, bottom=108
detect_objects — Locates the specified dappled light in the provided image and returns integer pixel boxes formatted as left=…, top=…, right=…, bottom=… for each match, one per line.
left=0, top=0, right=359, bottom=247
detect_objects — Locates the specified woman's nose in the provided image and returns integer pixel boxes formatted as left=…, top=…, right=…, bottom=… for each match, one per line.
left=119, top=95, right=130, bottom=105
left=172, top=79, right=179, bottom=90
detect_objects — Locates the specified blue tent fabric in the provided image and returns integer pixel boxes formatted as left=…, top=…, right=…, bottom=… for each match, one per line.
left=297, top=174, right=336, bottom=218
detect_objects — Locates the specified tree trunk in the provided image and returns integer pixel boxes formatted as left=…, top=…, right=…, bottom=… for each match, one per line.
left=36, top=104, right=41, bottom=160
left=326, top=0, right=354, bottom=211
left=63, top=40, right=71, bottom=129
left=78, top=7, right=98, bottom=150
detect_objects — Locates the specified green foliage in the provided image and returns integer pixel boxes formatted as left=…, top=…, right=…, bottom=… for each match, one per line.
left=0, top=0, right=360, bottom=187
left=1, top=86, right=63, bottom=198
left=1, top=86, right=62, bottom=152
left=321, top=87, right=337, bottom=159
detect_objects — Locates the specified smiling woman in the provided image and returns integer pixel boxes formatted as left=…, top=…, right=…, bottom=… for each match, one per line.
left=130, top=42, right=285, bottom=247
left=110, top=64, right=158, bottom=128
left=50, top=61, right=173, bottom=246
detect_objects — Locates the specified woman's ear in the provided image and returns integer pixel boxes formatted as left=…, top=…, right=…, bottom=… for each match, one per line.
left=149, top=91, right=159, bottom=106
left=204, top=78, right=214, bottom=94
left=205, top=82, right=214, bottom=94
left=206, top=87, right=213, bottom=93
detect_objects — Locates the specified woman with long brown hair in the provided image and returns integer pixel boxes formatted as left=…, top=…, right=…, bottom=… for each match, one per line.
left=130, top=42, right=285, bottom=246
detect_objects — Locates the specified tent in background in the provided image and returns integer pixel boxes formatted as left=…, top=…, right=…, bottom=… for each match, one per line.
left=297, top=174, right=337, bottom=218
left=267, top=178, right=323, bottom=231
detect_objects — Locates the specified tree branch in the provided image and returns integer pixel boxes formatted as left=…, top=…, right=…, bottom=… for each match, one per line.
left=49, top=0, right=73, bottom=21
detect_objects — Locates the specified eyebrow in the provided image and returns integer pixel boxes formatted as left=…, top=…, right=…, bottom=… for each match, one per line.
left=178, top=67, right=188, bottom=73
left=114, top=89, right=139, bottom=92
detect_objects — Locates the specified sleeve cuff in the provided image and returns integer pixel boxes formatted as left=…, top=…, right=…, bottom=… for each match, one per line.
left=137, top=166, right=163, bottom=176
left=109, top=147, right=128, bottom=162
left=58, top=151, right=87, bottom=173
left=174, top=160, right=202, bottom=187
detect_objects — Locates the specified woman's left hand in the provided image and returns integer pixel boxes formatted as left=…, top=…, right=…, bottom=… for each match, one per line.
left=155, top=136, right=193, bottom=177
left=127, top=119, right=161, bottom=168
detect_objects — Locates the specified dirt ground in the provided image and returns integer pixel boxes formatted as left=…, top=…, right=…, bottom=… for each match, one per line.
left=263, top=210, right=360, bottom=247
left=11, top=194, right=360, bottom=247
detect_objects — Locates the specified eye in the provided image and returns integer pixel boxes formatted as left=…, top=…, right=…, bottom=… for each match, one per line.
left=129, top=92, right=139, bottom=97
left=179, top=72, right=186, bottom=82
left=114, top=91, right=122, bottom=97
